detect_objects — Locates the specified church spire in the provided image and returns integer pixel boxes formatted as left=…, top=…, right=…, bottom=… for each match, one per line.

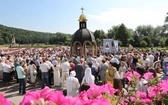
left=81, top=7, right=84, bottom=14
left=78, top=7, right=87, bottom=29
left=78, top=7, right=87, bottom=22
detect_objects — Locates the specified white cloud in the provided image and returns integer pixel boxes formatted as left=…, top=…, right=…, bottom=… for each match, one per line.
left=88, top=8, right=168, bottom=31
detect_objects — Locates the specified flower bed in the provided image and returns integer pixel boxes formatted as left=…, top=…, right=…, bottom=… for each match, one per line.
left=0, top=82, right=168, bottom=105
left=1, top=72, right=168, bottom=105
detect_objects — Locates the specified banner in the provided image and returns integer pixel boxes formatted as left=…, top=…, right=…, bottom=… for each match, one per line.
left=103, top=39, right=112, bottom=53
left=113, top=40, right=118, bottom=53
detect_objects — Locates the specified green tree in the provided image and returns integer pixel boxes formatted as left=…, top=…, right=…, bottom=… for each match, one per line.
left=140, top=40, right=147, bottom=47
left=107, top=26, right=119, bottom=39
left=142, top=36, right=152, bottom=47
left=94, top=30, right=107, bottom=39
left=116, top=23, right=130, bottom=46
left=93, top=30, right=107, bottom=44
left=132, top=33, right=142, bottom=47
left=165, top=38, right=168, bottom=46
left=135, top=25, right=154, bottom=37
left=1, top=32, right=10, bottom=44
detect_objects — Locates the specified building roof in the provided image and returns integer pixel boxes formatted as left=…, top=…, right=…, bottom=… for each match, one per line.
left=71, top=28, right=96, bottom=45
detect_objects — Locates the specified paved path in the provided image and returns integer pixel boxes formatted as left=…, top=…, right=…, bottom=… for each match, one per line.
left=0, top=79, right=62, bottom=105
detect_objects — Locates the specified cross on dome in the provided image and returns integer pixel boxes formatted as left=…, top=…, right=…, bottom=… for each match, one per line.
left=81, top=7, right=84, bottom=14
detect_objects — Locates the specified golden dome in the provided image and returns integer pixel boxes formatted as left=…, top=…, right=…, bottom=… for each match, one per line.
left=78, top=14, right=87, bottom=22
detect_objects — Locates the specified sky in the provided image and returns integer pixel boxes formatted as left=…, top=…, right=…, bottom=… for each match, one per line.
left=0, top=0, right=167, bottom=34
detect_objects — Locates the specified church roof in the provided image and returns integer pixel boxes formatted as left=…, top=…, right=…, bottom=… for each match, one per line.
left=71, top=8, right=96, bottom=45
left=71, top=28, right=96, bottom=45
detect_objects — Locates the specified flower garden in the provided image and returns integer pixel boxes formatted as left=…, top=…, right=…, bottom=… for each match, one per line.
left=1, top=71, right=168, bottom=105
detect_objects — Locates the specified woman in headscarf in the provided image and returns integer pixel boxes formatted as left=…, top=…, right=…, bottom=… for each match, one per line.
left=66, top=71, right=80, bottom=97
left=81, top=67, right=95, bottom=85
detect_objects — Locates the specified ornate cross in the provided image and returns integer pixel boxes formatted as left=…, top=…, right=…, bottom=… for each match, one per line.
left=81, top=7, right=84, bottom=14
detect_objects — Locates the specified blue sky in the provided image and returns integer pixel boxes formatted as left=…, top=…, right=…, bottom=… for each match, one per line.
left=0, top=0, right=167, bottom=34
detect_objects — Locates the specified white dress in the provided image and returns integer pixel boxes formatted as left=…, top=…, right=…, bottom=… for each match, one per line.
left=54, top=63, right=61, bottom=86
left=28, top=64, right=36, bottom=83
left=66, top=71, right=80, bottom=97
left=81, top=67, right=95, bottom=85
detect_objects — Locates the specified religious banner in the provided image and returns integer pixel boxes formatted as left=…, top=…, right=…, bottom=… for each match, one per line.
left=103, top=39, right=112, bottom=53
left=113, top=40, right=118, bottom=53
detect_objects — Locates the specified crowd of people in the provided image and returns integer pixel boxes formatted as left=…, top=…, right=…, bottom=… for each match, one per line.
left=0, top=47, right=168, bottom=98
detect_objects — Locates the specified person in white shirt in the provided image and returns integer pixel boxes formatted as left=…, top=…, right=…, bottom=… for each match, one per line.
left=136, top=66, right=148, bottom=92
left=8, top=59, right=15, bottom=81
left=142, top=54, right=150, bottom=70
left=66, top=71, right=80, bottom=97
left=96, top=54, right=103, bottom=67
left=148, top=53, right=154, bottom=67
left=46, top=58, right=54, bottom=85
left=60, top=58, right=71, bottom=88
left=40, top=59, right=50, bottom=89
left=3, top=60, right=12, bottom=84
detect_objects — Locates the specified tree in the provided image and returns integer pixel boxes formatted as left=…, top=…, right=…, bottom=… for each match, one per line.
left=142, top=36, right=152, bottom=47
left=140, top=40, right=147, bottom=47
left=135, top=25, right=154, bottom=37
left=132, top=34, right=142, bottom=47
left=93, top=30, right=107, bottom=44
left=165, top=38, right=168, bottom=46
left=159, top=38, right=166, bottom=47
left=1, top=32, right=10, bottom=44
left=116, top=23, right=130, bottom=46
left=94, top=30, right=107, bottom=39
left=107, top=25, right=119, bottom=39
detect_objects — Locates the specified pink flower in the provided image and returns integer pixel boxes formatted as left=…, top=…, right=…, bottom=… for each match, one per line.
left=77, top=84, right=117, bottom=104
left=77, top=91, right=90, bottom=102
left=83, top=98, right=111, bottom=105
left=79, top=84, right=117, bottom=100
left=51, top=91, right=71, bottom=105
left=19, top=86, right=56, bottom=105
left=0, top=93, right=12, bottom=105
left=157, top=80, right=168, bottom=94
left=129, top=96, right=136, bottom=101
left=136, top=91, right=147, bottom=98
left=119, top=102, right=128, bottom=105
left=139, top=98, right=152, bottom=104
left=124, top=71, right=140, bottom=82
left=86, top=84, right=104, bottom=99
left=147, top=86, right=159, bottom=98
left=66, top=96, right=82, bottom=105
left=31, top=98, right=50, bottom=105
left=101, top=83, right=117, bottom=96
left=143, top=72, right=153, bottom=80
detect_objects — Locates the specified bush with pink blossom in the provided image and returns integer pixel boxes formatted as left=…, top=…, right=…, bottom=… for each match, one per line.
left=0, top=93, right=12, bottom=105
left=1, top=71, right=168, bottom=105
